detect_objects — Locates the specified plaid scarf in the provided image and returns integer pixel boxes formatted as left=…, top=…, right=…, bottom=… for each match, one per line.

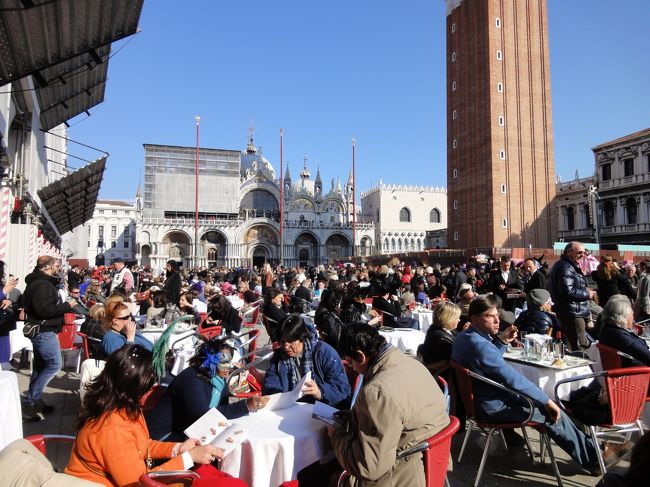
left=284, top=334, right=315, bottom=390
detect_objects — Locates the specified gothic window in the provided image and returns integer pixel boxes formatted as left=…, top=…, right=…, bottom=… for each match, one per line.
left=399, top=207, right=411, bottom=222
left=430, top=208, right=441, bottom=223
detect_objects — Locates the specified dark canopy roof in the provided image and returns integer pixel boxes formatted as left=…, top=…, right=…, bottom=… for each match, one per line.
left=0, top=0, right=143, bottom=87
left=37, top=156, right=106, bottom=234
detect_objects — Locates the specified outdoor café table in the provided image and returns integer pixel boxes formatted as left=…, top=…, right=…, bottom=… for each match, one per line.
left=226, top=295, right=245, bottom=310
left=411, top=309, right=434, bottom=333
left=503, top=349, right=594, bottom=400
left=0, top=371, right=22, bottom=450
left=219, top=402, right=328, bottom=487
left=140, top=327, right=195, bottom=346
left=378, top=328, right=426, bottom=355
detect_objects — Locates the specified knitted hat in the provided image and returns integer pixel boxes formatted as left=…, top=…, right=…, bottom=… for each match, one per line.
left=527, top=288, right=550, bottom=308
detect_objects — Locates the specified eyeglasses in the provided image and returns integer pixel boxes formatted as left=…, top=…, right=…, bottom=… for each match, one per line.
left=116, top=315, right=134, bottom=321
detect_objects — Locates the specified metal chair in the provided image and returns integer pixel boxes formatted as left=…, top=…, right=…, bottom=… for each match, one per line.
left=596, top=342, right=634, bottom=370
left=450, top=361, right=564, bottom=487
left=554, top=366, right=650, bottom=474
left=225, top=351, right=273, bottom=399
left=59, top=313, right=88, bottom=374
left=337, top=416, right=461, bottom=487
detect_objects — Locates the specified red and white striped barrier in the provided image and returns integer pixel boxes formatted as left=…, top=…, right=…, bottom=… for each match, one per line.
left=0, top=188, right=12, bottom=262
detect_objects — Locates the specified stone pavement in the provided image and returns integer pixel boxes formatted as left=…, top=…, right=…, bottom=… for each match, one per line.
left=10, top=323, right=630, bottom=486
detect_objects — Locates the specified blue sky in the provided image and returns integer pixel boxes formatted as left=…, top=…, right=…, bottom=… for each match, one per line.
left=68, top=0, right=650, bottom=200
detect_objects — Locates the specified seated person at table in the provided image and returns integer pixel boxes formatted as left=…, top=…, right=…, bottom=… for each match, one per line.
left=371, top=286, right=403, bottom=327
left=146, top=338, right=270, bottom=441
left=178, top=292, right=201, bottom=326
left=320, top=323, right=449, bottom=487
left=80, top=303, right=107, bottom=359
left=412, top=277, right=430, bottom=306
left=207, top=294, right=243, bottom=334
left=418, top=301, right=461, bottom=374
left=315, top=283, right=346, bottom=351
left=513, top=288, right=559, bottom=335
left=262, top=287, right=288, bottom=340
left=599, top=294, right=650, bottom=366
left=451, top=295, right=601, bottom=473
left=146, top=290, right=166, bottom=322
left=65, top=344, right=240, bottom=487
left=101, top=301, right=153, bottom=356
left=263, top=314, right=351, bottom=408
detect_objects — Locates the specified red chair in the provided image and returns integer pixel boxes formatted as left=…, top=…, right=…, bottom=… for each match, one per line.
left=436, top=375, right=451, bottom=414
left=262, top=314, right=280, bottom=349
left=198, top=325, right=224, bottom=341
left=141, top=384, right=167, bottom=412
left=450, top=361, right=563, bottom=487
left=237, top=328, right=261, bottom=365
left=633, top=323, right=644, bottom=336
left=26, top=434, right=76, bottom=472
left=241, top=305, right=261, bottom=328
left=337, top=416, right=461, bottom=487
left=139, top=466, right=245, bottom=486
left=59, top=313, right=89, bottom=374
left=596, top=342, right=626, bottom=370
left=199, top=312, right=208, bottom=327
left=554, top=366, right=650, bottom=474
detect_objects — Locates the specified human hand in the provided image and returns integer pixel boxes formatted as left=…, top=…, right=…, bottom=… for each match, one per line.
left=67, top=298, right=77, bottom=307
left=246, top=395, right=270, bottom=411
left=498, top=325, right=518, bottom=344
left=518, top=291, right=526, bottom=299
left=1, top=299, right=12, bottom=309
left=125, top=320, right=136, bottom=341
left=3, top=277, right=17, bottom=294
left=545, top=400, right=561, bottom=423
left=179, top=438, right=201, bottom=452
left=188, top=445, right=224, bottom=464
left=302, top=379, right=322, bottom=400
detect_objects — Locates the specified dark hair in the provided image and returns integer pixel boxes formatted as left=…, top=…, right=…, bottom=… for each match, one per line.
left=338, top=322, right=386, bottom=361
left=468, top=294, right=501, bottom=318
left=166, top=260, right=179, bottom=272
left=318, top=283, right=344, bottom=313
left=189, top=337, right=235, bottom=380
left=152, top=290, right=167, bottom=308
left=278, top=314, right=311, bottom=343
left=264, top=287, right=283, bottom=305
left=76, top=344, right=156, bottom=431
left=208, top=294, right=234, bottom=319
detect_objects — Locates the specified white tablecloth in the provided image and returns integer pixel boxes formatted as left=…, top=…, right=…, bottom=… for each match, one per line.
left=0, top=371, right=23, bottom=450
left=140, top=329, right=196, bottom=348
left=226, top=296, right=245, bottom=310
left=379, top=329, right=426, bottom=354
left=505, top=359, right=594, bottom=401
left=411, top=311, right=434, bottom=333
left=220, top=403, right=328, bottom=487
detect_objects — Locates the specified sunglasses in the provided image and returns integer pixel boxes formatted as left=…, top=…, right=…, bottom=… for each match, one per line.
left=116, top=314, right=135, bottom=321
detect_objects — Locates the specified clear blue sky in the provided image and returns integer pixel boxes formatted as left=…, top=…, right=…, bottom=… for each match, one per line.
left=68, top=0, right=650, bottom=200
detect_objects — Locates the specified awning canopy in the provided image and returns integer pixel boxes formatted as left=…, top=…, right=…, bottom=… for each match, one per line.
left=0, top=0, right=143, bottom=87
left=37, top=156, right=106, bottom=234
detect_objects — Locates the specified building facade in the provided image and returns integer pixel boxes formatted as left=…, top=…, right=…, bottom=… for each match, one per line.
left=135, top=136, right=375, bottom=269
left=445, top=0, right=556, bottom=249
left=360, top=183, right=447, bottom=254
left=592, top=128, right=650, bottom=245
left=555, top=174, right=597, bottom=243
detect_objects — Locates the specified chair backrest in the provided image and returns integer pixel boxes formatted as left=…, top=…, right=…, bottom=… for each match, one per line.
left=596, top=342, right=623, bottom=370
left=198, top=325, right=223, bottom=341
left=424, top=415, right=461, bottom=487
left=449, top=361, right=478, bottom=419
left=198, top=312, right=208, bottom=327
left=604, top=366, right=650, bottom=425
left=436, top=375, right=451, bottom=414
left=58, top=324, right=77, bottom=349
left=64, top=313, right=77, bottom=326
left=633, top=323, right=644, bottom=336
left=141, top=384, right=167, bottom=412
left=239, top=328, right=261, bottom=364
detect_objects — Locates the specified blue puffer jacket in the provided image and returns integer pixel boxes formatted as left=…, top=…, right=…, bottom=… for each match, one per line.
left=548, top=255, right=591, bottom=318
left=514, top=308, right=559, bottom=335
left=262, top=331, right=351, bottom=409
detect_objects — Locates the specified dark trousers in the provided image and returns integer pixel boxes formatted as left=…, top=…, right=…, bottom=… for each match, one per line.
left=558, top=315, right=590, bottom=351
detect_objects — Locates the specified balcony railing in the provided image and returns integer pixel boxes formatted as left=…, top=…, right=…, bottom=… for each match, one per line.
left=557, top=228, right=594, bottom=239
left=600, top=223, right=650, bottom=235
left=599, top=173, right=650, bottom=190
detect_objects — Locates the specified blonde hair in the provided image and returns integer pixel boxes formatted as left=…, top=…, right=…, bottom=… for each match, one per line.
left=433, top=301, right=461, bottom=330
left=103, top=300, right=129, bottom=330
left=89, top=303, right=105, bottom=322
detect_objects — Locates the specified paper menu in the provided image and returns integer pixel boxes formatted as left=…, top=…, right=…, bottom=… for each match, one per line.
left=183, top=407, right=247, bottom=454
left=263, top=371, right=312, bottom=411
left=312, top=401, right=339, bottom=426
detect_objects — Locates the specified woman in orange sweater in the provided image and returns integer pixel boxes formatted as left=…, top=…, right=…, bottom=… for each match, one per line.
left=65, top=344, right=242, bottom=487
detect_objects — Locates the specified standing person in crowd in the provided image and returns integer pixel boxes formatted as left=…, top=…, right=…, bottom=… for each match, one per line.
left=109, top=258, right=134, bottom=295
left=163, top=260, right=182, bottom=306
left=487, top=256, right=523, bottom=312
left=522, top=257, right=546, bottom=295
left=634, top=260, right=650, bottom=321
left=451, top=295, right=601, bottom=474
left=67, top=264, right=83, bottom=292
left=22, top=256, right=78, bottom=420
left=261, top=262, right=274, bottom=293
left=591, top=255, right=635, bottom=307
left=548, top=242, right=596, bottom=351
left=101, top=300, right=153, bottom=356
left=315, top=323, right=449, bottom=487
left=65, top=344, right=242, bottom=487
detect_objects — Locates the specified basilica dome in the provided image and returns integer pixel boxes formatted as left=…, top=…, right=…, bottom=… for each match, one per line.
left=241, top=138, right=276, bottom=180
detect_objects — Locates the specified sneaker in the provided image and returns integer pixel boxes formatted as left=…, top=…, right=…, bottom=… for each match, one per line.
left=22, top=402, right=44, bottom=422
left=37, top=399, right=55, bottom=414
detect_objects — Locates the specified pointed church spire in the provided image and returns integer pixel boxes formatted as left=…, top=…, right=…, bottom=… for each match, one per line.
left=315, top=165, right=322, bottom=184
left=336, top=176, right=341, bottom=193
left=300, top=154, right=310, bottom=179
left=347, top=165, right=353, bottom=185
left=284, top=162, right=292, bottom=183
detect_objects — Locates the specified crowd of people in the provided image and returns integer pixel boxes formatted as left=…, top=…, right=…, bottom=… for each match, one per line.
left=1, top=240, right=649, bottom=485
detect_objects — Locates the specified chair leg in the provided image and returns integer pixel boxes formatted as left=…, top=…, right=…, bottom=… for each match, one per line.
left=475, top=428, right=495, bottom=487
left=444, top=475, right=450, bottom=487
left=458, top=421, right=473, bottom=463
left=542, top=433, right=564, bottom=487
left=520, top=427, right=536, bottom=463
left=589, top=426, right=607, bottom=475
left=637, top=419, right=645, bottom=434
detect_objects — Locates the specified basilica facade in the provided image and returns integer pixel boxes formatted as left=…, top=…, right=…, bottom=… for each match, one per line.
left=134, top=136, right=374, bottom=269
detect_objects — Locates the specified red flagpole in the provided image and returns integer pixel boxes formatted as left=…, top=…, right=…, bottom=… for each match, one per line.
left=352, top=137, right=356, bottom=258
left=279, top=128, right=284, bottom=266
left=194, top=116, right=200, bottom=268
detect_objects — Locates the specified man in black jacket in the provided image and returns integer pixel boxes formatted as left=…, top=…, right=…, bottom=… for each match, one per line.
left=23, top=256, right=77, bottom=420
left=548, top=242, right=596, bottom=351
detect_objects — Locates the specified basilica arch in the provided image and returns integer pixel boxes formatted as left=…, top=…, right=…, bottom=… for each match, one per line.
left=294, top=232, right=319, bottom=267
left=200, top=230, right=227, bottom=267
left=326, top=233, right=351, bottom=262
left=241, top=224, right=279, bottom=267
left=162, top=231, right=191, bottom=267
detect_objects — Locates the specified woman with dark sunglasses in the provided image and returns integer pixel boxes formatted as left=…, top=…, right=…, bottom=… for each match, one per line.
left=101, top=300, right=153, bottom=356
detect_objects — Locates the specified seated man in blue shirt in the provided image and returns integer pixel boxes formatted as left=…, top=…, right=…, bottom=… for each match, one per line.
left=451, top=295, right=600, bottom=474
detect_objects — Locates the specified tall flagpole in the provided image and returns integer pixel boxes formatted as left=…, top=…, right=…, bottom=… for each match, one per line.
left=194, top=116, right=200, bottom=268
left=352, top=137, right=356, bottom=259
left=279, top=128, right=284, bottom=266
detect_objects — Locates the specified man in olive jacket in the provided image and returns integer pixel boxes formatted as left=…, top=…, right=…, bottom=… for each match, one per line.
left=330, top=323, right=449, bottom=487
